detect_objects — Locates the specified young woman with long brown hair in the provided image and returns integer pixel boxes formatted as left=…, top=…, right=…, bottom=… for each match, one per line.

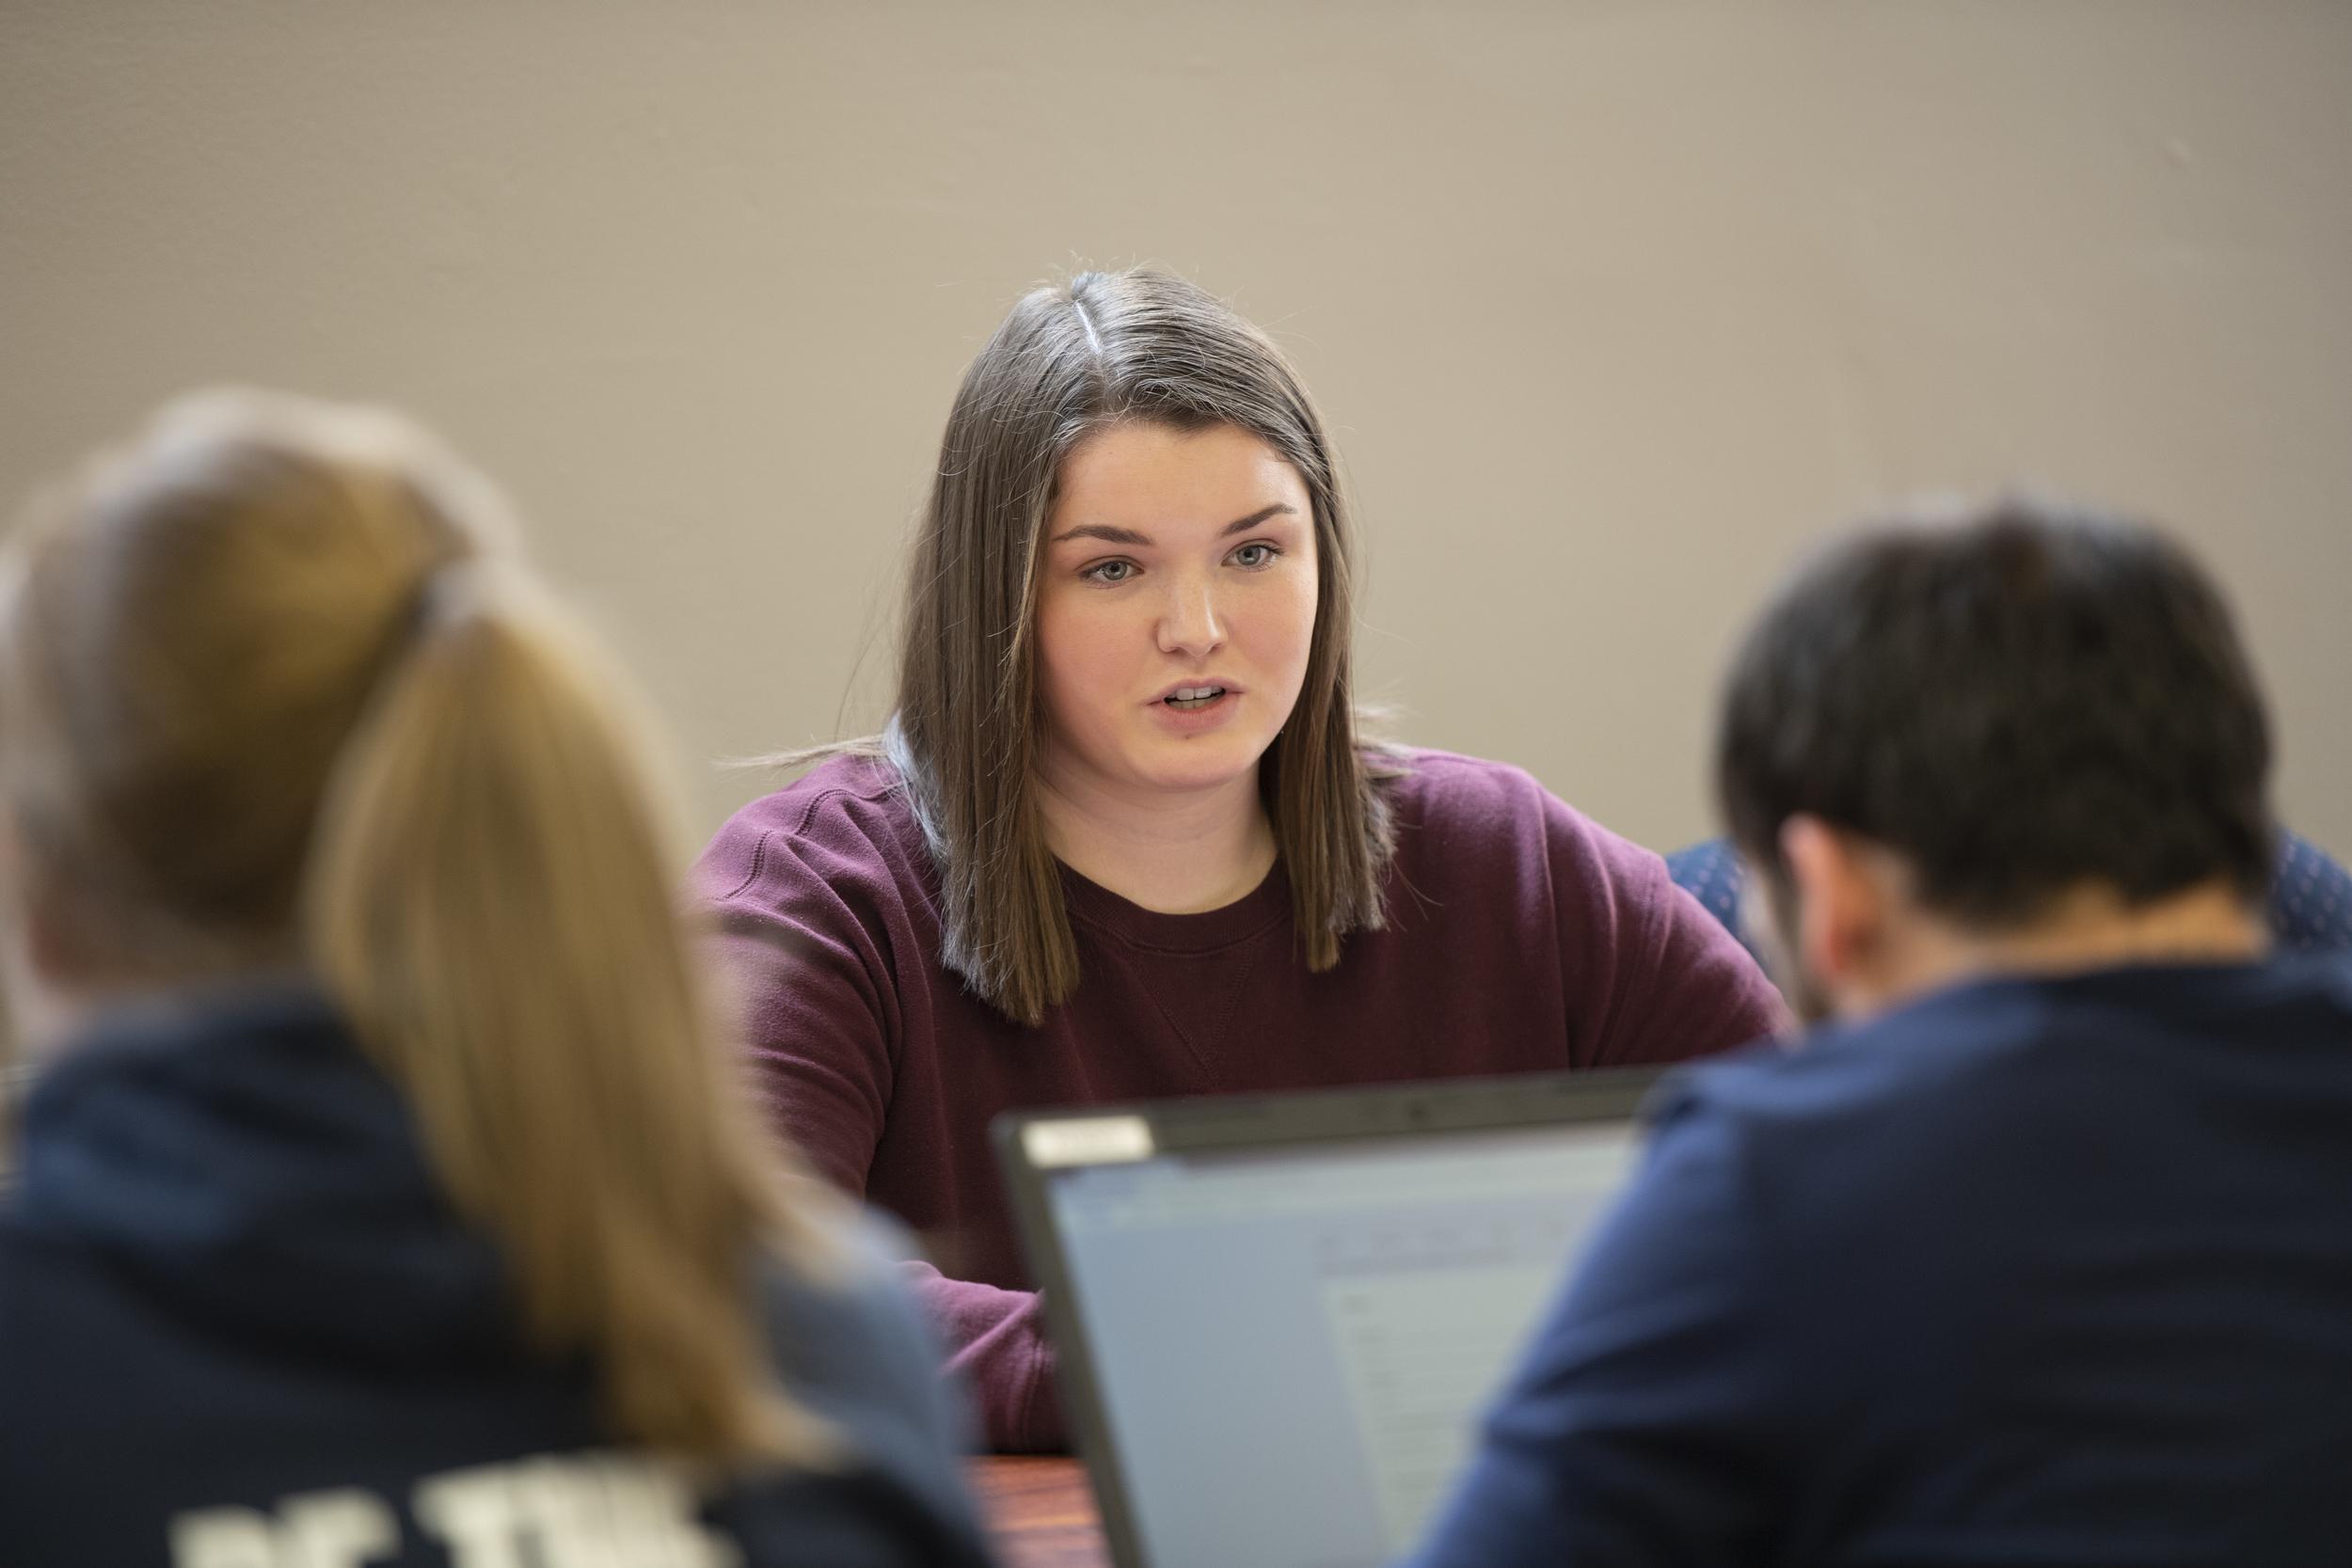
left=0, top=391, right=993, bottom=1565
left=697, top=268, right=1787, bottom=1452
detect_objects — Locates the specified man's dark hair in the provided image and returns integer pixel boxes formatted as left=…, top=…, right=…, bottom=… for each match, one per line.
left=1716, top=497, right=2274, bottom=927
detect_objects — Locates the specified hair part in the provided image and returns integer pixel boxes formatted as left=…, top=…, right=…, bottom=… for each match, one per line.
left=1715, top=494, right=2275, bottom=931
left=1, top=390, right=842, bottom=1463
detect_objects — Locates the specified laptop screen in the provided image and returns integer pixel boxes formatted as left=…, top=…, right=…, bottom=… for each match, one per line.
left=1038, top=1117, right=1640, bottom=1568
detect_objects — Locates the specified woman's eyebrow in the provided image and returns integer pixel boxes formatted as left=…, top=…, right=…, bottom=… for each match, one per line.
left=1219, top=503, right=1298, bottom=537
left=1049, top=523, right=1153, bottom=546
left=1050, top=503, right=1296, bottom=548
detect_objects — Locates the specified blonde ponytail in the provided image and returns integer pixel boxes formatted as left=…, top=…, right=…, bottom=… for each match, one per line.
left=4, top=390, right=840, bottom=1465
left=306, top=562, right=842, bottom=1466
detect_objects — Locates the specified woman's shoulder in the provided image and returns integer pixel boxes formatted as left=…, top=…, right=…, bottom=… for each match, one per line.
left=758, top=1211, right=957, bottom=1428
left=746, top=1212, right=988, bottom=1549
left=696, top=752, right=930, bottom=906
left=1379, top=746, right=1597, bottom=839
left=714, top=751, right=916, bottom=843
left=1377, top=746, right=1672, bottom=888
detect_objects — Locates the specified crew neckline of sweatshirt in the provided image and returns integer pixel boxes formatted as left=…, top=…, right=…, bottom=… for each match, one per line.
left=1056, top=855, right=1293, bottom=955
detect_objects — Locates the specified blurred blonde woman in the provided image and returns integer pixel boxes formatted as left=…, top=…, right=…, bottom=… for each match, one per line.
left=0, top=392, right=995, bottom=1567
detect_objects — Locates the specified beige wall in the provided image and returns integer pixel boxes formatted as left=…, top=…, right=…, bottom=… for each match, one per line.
left=4, top=1, right=2347, bottom=863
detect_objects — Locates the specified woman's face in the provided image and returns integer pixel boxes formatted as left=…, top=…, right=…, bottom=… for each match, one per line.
left=1033, top=420, right=1319, bottom=810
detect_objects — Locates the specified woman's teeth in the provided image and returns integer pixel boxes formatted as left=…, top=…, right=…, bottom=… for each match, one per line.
left=1166, top=686, right=1226, bottom=708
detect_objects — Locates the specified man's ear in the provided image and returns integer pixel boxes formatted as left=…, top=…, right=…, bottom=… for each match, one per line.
left=1780, top=815, right=1887, bottom=1004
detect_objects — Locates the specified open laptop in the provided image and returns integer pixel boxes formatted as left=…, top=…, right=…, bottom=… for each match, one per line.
left=994, top=1069, right=1659, bottom=1568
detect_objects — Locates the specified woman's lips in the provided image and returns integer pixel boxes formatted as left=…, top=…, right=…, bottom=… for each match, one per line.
left=1151, top=685, right=1240, bottom=731
left=1152, top=678, right=1243, bottom=706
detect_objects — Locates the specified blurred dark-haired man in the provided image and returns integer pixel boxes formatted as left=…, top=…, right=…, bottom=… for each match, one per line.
left=1410, top=498, right=2352, bottom=1567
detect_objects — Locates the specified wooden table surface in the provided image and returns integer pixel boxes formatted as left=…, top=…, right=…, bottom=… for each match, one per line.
left=968, top=1456, right=1108, bottom=1568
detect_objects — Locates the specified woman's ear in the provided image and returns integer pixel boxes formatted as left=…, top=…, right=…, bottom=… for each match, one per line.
left=0, top=821, right=59, bottom=980
left=0, top=820, right=94, bottom=1061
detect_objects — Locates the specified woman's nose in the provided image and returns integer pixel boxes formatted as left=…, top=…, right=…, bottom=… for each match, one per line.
left=1155, top=575, right=1226, bottom=658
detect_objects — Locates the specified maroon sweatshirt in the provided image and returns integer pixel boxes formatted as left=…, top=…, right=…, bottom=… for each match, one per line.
left=694, top=750, right=1787, bottom=1451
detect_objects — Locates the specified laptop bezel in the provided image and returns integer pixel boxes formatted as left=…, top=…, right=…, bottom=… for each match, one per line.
left=992, top=1066, right=1665, bottom=1568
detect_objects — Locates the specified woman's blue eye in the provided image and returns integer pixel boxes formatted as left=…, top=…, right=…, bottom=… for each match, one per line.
left=1084, top=560, right=1137, bottom=584
left=1232, top=543, right=1277, bottom=569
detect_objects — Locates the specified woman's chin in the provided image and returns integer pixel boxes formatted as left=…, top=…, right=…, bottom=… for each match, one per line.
left=1121, top=740, right=1270, bottom=800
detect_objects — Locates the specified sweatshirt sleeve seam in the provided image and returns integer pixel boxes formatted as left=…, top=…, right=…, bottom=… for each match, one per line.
left=713, top=782, right=900, bottom=905
left=712, top=828, right=772, bottom=904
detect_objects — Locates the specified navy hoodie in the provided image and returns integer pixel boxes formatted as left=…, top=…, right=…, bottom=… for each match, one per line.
left=0, top=984, right=997, bottom=1567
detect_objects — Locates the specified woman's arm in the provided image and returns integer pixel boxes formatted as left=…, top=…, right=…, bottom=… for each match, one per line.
left=698, top=805, right=1065, bottom=1452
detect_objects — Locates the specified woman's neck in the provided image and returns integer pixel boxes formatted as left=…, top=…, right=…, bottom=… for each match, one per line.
left=1036, top=768, right=1278, bottom=914
left=0, top=881, right=310, bottom=1063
